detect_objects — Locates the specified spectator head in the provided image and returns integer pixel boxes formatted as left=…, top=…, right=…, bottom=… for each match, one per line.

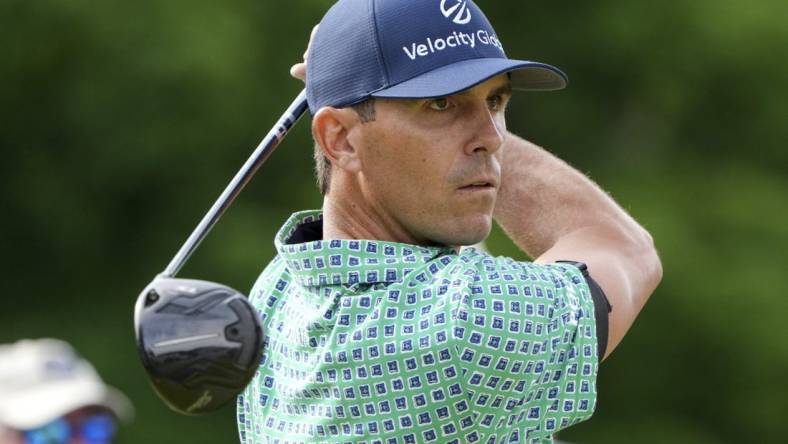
left=0, top=339, right=133, bottom=444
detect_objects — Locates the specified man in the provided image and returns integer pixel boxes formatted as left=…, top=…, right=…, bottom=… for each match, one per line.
left=0, top=339, right=133, bottom=444
left=238, top=0, right=662, bottom=442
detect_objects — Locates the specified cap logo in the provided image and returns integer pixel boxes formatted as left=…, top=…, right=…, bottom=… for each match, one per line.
left=440, top=0, right=471, bottom=25
left=45, top=358, right=76, bottom=377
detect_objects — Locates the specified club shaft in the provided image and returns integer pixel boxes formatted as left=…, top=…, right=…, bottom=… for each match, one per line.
left=161, top=89, right=309, bottom=278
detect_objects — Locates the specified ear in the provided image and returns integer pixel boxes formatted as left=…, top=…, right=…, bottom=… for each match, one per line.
left=312, top=107, right=362, bottom=173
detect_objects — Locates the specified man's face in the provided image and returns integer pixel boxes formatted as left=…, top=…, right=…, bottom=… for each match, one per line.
left=346, top=74, right=511, bottom=247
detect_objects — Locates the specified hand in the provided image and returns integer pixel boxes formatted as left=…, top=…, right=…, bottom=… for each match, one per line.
left=290, top=25, right=319, bottom=82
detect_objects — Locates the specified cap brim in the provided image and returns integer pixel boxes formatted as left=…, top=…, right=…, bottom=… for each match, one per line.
left=370, top=57, right=567, bottom=100
left=0, top=380, right=133, bottom=430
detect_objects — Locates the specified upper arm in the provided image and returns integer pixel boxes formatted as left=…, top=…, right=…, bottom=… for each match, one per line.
left=452, top=256, right=601, bottom=433
left=535, top=225, right=662, bottom=360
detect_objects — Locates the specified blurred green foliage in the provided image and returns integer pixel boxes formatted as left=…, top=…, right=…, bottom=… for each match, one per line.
left=1, top=0, right=786, bottom=442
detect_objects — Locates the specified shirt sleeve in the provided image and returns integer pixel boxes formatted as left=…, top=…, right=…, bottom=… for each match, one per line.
left=556, top=260, right=612, bottom=359
left=453, top=256, right=600, bottom=438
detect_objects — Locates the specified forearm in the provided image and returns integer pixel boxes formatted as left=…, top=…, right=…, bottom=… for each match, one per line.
left=494, top=132, right=654, bottom=261
left=494, top=132, right=662, bottom=358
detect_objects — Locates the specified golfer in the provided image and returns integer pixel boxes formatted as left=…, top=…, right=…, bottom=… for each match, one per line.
left=238, top=0, right=662, bottom=442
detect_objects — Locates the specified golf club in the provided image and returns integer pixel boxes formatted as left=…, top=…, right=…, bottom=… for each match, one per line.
left=134, top=89, right=308, bottom=415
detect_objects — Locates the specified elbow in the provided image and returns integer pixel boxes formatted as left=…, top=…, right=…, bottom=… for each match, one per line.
left=636, top=226, right=663, bottom=298
left=650, top=241, right=663, bottom=289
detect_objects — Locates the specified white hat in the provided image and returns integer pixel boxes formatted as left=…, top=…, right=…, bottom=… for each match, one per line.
left=0, top=339, right=133, bottom=430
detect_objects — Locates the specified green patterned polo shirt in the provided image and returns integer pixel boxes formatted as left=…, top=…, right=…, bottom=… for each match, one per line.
left=238, top=210, right=600, bottom=444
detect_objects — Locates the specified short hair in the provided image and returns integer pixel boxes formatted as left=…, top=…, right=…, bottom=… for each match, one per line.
left=314, top=98, right=376, bottom=195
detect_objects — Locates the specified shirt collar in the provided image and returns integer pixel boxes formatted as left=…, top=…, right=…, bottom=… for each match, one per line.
left=275, top=210, right=456, bottom=288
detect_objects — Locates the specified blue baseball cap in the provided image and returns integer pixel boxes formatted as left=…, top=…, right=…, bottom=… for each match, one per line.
left=306, top=0, right=568, bottom=115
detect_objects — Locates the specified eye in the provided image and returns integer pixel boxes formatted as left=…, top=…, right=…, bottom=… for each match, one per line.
left=428, top=98, right=451, bottom=111
left=487, top=94, right=505, bottom=111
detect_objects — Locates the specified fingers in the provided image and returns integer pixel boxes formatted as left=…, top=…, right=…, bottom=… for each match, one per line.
left=290, top=62, right=307, bottom=81
left=290, top=25, right=319, bottom=82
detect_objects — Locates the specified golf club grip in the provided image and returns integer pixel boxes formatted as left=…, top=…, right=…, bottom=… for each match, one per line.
left=161, top=89, right=309, bottom=278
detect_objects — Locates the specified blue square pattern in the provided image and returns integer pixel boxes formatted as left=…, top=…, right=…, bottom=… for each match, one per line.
left=244, top=211, right=599, bottom=442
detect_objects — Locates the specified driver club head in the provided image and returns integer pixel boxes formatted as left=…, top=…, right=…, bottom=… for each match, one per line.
left=134, top=276, right=264, bottom=415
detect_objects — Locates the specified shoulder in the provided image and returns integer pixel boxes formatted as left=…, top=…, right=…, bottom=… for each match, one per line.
left=454, top=247, right=589, bottom=291
left=449, top=248, right=595, bottom=320
left=451, top=248, right=599, bottom=362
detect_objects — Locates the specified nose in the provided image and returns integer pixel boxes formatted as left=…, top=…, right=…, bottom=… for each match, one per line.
left=463, top=102, right=505, bottom=157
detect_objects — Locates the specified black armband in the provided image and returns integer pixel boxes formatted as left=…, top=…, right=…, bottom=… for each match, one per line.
left=556, top=261, right=613, bottom=359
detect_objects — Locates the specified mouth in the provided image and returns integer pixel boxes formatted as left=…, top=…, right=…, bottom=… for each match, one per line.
left=458, top=178, right=498, bottom=191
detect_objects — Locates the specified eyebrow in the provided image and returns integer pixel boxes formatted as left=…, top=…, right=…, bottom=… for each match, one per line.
left=490, top=83, right=513, bottom=97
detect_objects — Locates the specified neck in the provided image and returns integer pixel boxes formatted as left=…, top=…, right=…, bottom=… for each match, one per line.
left=322, top=195, right=420, bottom=244
left=320, top=176, right=460, bottom=250
left=321, top=173, right=426, bottom=244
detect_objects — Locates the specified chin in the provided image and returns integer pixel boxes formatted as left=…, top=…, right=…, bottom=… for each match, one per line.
left=431, top=214, right=493, bottom=247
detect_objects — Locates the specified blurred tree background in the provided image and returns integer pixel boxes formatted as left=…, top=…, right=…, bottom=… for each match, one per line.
left=1, top=0, right=786, bottom=442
